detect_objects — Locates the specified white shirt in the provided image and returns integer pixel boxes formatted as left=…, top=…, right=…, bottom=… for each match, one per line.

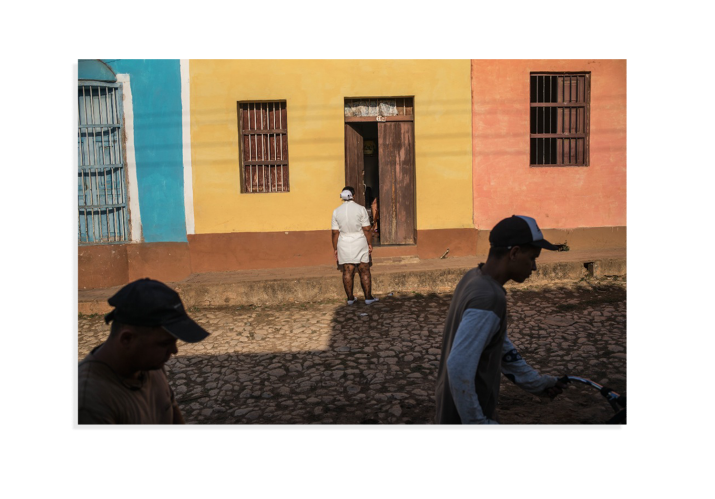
left=331, top=201, right=371, bottom=264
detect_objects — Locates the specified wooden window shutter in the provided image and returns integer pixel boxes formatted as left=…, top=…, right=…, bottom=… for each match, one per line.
left=239, top=101, right=289, bottom=192
left=530, top=73, right=590, bottom=167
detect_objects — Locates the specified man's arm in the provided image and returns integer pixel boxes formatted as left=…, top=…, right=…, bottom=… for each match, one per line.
left=500, top=333, right=564, bottom=397
left=446, top=308, right=501, bottom=424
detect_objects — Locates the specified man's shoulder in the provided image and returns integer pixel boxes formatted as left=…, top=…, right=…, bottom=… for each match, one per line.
left=78, top=360, right=121, bottom=399
left=467, top=279, right=503, bottom=300
left=455, top=269, right=506, bottom=311
left=78, top=360, right=123, bottom=423
left=458, top=267, right=495, bottom=291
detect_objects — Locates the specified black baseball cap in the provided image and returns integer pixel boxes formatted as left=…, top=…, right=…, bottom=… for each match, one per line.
left=489, top=215, right=559, bottom=251
left=104, top=278, right=210, bottom=343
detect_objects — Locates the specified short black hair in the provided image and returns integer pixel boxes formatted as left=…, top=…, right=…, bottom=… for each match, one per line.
left=487, top=246, right=510, bottom=260
left=110, top=320, right=148, bottom=338
left=342, top=186, right=355, bottom=195
left=488, top=243, right=539, bottom=260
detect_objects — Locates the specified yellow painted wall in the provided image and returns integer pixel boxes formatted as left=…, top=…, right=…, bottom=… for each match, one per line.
left=189, top=60, right=473, bottom=233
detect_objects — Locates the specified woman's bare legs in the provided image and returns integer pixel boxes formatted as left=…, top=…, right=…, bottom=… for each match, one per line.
left=357, top=262, right=373, bottom=300
left=342, top=263, right=357, bottom=301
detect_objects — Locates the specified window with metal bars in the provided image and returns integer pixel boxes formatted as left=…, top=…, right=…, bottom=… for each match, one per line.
left=78, top=82, right=129, bottom=244
left=530, top=73, right=590, bottom=166
left=238, top=101, right=289, bottom=193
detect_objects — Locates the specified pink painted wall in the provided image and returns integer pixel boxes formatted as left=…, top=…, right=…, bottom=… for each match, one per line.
left=471, top=60, right=626, bottom=230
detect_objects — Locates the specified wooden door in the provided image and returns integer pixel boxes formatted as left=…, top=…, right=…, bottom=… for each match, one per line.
left=378, top=121, right=415, bottom=245
left=344, top=123, right=365, bottom=207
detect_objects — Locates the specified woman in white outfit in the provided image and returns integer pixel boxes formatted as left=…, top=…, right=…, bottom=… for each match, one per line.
left=331, top=187, right=379, bottom=305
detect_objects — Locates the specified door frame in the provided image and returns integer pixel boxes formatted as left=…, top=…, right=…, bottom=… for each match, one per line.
left=343, top=102, right=416, bottom=245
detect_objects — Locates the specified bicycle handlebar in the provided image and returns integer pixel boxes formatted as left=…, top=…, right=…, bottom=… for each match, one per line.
left=558, top=375, right=626, bottom=412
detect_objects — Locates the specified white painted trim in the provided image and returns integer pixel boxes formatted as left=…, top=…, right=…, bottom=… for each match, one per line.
left=116, top=74, right=142, bottom=242
left=180, top=59, right=195, bottom=235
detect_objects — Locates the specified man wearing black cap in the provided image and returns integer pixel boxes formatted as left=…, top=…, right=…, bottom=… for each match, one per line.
left=435, top=215, right=566, bottom=424
left=78, top=278, right=210, bottom=424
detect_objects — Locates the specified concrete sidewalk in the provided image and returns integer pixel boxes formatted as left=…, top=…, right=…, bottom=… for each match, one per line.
left=77, top=248, right=626, bottom=315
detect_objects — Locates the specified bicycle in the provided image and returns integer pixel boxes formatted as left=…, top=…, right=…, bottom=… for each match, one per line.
left=558, top=375, right=626, bottom=424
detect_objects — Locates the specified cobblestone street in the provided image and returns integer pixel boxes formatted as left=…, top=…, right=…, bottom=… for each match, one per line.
left=78, top=277, right=626, bottom=424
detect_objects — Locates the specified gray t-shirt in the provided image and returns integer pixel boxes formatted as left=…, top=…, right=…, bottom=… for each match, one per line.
left=78, top=346, right=178, bottom=424
left=434, top=264, right=556, bottom=424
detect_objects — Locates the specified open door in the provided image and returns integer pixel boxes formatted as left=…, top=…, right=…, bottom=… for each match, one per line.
left=344, top=97, right=415, bottom=245
left=378, top=121, right=415, bottom=245
left=344, top=123, right=365, bottom=207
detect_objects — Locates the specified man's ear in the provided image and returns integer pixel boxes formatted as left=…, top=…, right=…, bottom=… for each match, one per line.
left=117, top=327, right=137, bottom=347
left=508, top=246, right=521, bottom=260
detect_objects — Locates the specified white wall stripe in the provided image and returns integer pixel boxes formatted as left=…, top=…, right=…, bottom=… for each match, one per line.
left=116, top=74, right=142, bottom=242
left=180, top=59, right=195, bottom=235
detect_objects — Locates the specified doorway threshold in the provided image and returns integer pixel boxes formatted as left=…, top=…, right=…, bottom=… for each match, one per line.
left=372, top=244, right=418, bottom=259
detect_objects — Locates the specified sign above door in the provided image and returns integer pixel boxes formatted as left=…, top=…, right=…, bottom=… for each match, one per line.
left=344, top=97, right=414, bottom=123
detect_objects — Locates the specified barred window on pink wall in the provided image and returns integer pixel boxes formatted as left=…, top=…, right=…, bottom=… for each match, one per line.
left=530, top=73, right=590, bottom=167
left=238, top=101, right=289, bottom=193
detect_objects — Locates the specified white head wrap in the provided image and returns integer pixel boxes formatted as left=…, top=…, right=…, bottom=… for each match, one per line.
left=340, top=189, right=353, bottom=200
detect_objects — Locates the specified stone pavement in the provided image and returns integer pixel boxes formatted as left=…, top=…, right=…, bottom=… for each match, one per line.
left=77, top=275, right=627, bottom=425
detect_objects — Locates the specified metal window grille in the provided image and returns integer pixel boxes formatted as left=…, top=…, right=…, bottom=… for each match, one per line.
left=239, top=101, right=289, bottom=193
left=530, top=73, right=590, bottom=166
left=78, top=82, right=129, bottom=244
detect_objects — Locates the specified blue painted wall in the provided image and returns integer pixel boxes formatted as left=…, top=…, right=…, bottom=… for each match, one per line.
left=103, top=59, right=187, bottom=243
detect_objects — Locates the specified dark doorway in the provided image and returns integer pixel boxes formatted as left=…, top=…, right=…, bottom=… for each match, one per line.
left=344, top=122, right=379, bottom=240
left=344, top=97, right=415, bottom=246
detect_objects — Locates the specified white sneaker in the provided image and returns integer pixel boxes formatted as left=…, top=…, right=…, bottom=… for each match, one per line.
left=365, top=297, right=379, bottom=305
left=347, top=298, right=356, bottom=305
